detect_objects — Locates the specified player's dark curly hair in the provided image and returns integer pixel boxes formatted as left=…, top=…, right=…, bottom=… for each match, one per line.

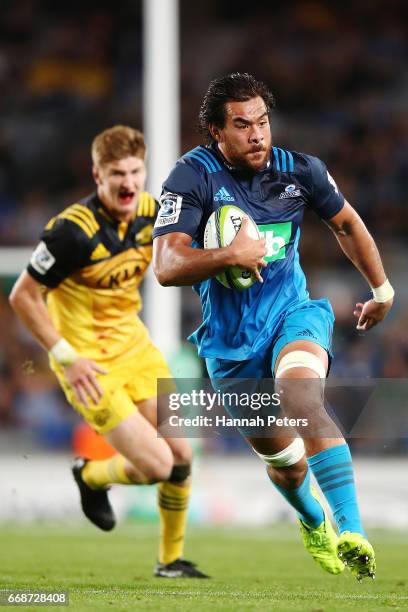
left=198, top=73, right=276, bottom=143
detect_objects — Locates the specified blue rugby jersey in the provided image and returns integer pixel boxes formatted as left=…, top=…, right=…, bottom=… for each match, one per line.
left=153, top=144, right=344, bottom=360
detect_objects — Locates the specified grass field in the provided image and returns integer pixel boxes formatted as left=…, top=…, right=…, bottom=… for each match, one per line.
left=1, top=523, right=407, bottom=611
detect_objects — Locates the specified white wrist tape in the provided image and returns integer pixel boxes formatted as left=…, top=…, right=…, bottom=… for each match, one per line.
left=371, top=279, right=394, bottom=303
left=49, top=338, right=78, bottom=366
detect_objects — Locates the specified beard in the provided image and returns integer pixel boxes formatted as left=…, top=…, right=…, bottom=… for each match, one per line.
left=224, top=143, right=271, bottom=173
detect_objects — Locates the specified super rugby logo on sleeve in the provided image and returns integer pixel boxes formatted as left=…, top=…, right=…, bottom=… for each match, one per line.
left=155, top=193, right=183, bottom=227
left=30, top=241, right=56, bottom=274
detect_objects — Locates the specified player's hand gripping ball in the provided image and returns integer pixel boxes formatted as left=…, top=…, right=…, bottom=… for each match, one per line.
left=204, top=205, right=260, bottom=290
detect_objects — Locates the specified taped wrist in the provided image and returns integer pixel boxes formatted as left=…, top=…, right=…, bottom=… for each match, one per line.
left=371, top=279, right=394, bottom=303
left=49, top=338, right=78, bottom=366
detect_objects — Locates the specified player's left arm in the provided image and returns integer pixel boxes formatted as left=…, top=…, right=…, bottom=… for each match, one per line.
left=324, top=201, right=394, bottom=331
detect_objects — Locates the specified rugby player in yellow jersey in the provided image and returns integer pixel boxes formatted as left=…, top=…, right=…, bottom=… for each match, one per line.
left=9, top=125, right=208, bottom=579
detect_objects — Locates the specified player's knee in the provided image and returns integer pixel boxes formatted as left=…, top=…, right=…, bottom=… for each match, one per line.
left=275, top=351, right=326, bottom=417
left=171, top=442, right=193, bottom=467
left=129, top=445, right=174, bottom=484
left=142, top=455, right=174, bottom=483
left=255, top=438, right=308, bottom=488
left=267, top=459, right=308, bottom=489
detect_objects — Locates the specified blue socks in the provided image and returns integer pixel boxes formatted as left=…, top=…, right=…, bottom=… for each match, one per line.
left=308, top=444, right=365, bottom=536
left=270, top=468, right=324, bottom=528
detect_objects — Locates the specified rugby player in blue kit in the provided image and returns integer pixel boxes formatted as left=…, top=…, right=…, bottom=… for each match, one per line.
left=153, top=73, right=394, bottom=580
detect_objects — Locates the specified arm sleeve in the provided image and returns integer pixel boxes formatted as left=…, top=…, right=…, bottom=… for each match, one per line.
left=307, top=156, right=345, bottom=220
left=153, top=160, right=207, bottom=239
left=27, top=219, right=92, bottom=288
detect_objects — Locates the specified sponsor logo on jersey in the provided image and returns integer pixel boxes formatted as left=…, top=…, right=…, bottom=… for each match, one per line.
left=257, top=222, right=292, bottom=262
left=155, top=193, right=183, bottom=227
left=214, top=187, right=235, bottom=202
left=327, top=171, right=339, bottom=194
left=96, top=256, right=145, bottom=290
left=30, top=241, right=56, bottom=274
left=279, top=184, right=301, bottom=199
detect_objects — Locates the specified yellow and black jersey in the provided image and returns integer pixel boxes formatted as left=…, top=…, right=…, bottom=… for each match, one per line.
left=27, top=192, right=159, bottom=363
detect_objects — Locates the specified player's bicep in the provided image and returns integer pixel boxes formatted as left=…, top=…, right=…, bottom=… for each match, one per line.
left=324, top=200, right=363, bottom=236
left=10, top=269, right=45, bottom=304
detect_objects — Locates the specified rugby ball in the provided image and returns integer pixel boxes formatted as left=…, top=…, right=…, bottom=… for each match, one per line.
left=203, top=205, right=261, bottom=290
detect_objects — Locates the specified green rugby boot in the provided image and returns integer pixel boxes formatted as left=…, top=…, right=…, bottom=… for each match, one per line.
left=299, top=490, right=344, bottom=575
left=337, top=532, right=376, bottom=581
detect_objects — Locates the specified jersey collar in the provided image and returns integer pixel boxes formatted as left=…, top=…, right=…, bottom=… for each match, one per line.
left=92, top=193, right=119, bottom=226
left=93, top=193, right=137, bottom=228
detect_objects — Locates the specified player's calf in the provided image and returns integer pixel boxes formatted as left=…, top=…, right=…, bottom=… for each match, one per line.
left=266, top=457, right=308, bottom=489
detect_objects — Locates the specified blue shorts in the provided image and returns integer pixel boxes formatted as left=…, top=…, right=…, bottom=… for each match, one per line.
left=206, top=298, right=334, bottom=380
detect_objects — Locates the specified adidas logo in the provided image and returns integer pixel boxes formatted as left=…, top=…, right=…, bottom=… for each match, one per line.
left=295, top=329, right=317, bottom=339
left=214, top=187, right=235, bottom=202
left=90, top=243, right=111, bottom=260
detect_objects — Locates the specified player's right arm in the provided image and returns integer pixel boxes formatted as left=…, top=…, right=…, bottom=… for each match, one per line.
left=154, top=218, right=267, bottom=286
left=9, top=221, right=106, bottom=407
left=152, top=161, right=266, bottom=286
left=10, top=271, right=63, bottom=350
left=306, top=155, right=394, bottom=332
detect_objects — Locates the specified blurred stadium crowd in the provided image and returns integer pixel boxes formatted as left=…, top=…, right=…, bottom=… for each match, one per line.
left=0, top=0, right=407, bottom=451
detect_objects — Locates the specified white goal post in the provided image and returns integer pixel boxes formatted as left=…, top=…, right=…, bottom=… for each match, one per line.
left=0, top=248, right=33, bottom=276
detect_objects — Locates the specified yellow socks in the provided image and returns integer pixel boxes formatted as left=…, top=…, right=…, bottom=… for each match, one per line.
left=158, top=481, right=191, bottom=564
left=82, top=457, right=191, bottom=564
left=82, top=458, right=191, bottom=564
left=82, top=455, right=133, bottom=489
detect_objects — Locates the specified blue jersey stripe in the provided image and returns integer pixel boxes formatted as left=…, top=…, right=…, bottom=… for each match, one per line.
left=194, top=150, right=217, bottom=172
left=191, top=148, right=216, bottom=172
left=186, top=151, right=214, bottom=173
left=286, top=150, right=294, bottom=172
left=278, top=148, right=287, bottom=172
left=272, top=147, right=280, bottom=171
left=200, top=147, right=222, bottom=171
